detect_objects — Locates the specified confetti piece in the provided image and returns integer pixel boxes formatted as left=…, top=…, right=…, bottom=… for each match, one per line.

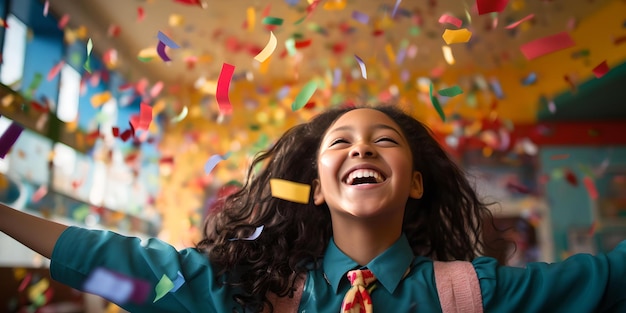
left=285, top=38, right=297, bottom=56
left=564, top=168, right=578, bottom=186
left=438, top=14, right=462, bottom=28
left=91, top=91, right=112, bottom=108
left=174, top=0, right=202, bottom=5
left=47, top=60, right=65, bottom=81
left=154, top=274, right=174, bottom=303
left=354, top=54, right=367, bottom=79
left=429, top=83, right=446, bottom=122
left=229, top=225, right=265, bottom=241
left=269, top=178, right=310, bottom=204
left=519, top=32, right=575, bottom=60
left=58, top=14, right=70, bottom=29
left=139, top=102, right=153, bottom=130
left=169, top=271, right=185, bottom=293
left=246, top=7, right=255, bottom=32
left=391, top=0, right=402, bottom=18
left=490, top=77, right=504, bottom=99
left=291, top=80, right=317, bottom=111
left=83, top=268, right=135, bottom=304
left=521, top=72, right=537, bottom=85
left=592, top=60, right=609, bottom=78
left=254, top=31, right=277, bottom=62
left=170, top=106, right=188, bottom=123
left=437, top=85, right=463, bottom=97
left=0, top=122, right=24, bottom=158
left=323, top=0, right=346, bottom=10
left=550, top=154, right=569, bottom=161
left=442, top=45, right=455, bottom=65
left=84, top=38, right=93, bottom=73
left=204, top=153, right=228, bottom=174
left=505, top=13, right=534, bottom=29
left=583, top=176, right=598, bottom=200
left=157, top=31, right=180, bottom=49
left=262, top=17, right=283, bottom=26
left=352, top=11, right=370, bottom=24
left=442, top=28, right=472, bottom=44
left=43, top=0, right=49, bottom=16
left=137, top=6, right=145, bottom=22
left=476, top=0, right=509, bottom=15
left=156, top=41, right=171, bottom=62
left=216, top=63, right=235, bottom=115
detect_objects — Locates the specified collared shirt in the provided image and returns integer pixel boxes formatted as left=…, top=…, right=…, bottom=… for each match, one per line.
left=51, top=226, right=626, bottom=312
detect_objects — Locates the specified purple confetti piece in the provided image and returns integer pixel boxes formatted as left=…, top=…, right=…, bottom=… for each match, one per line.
left=351, top=10, right=370, bottom=24
left=156, top=41, right=171, bottom=62
left=391, top=0, right=402, bottom=18
left=229, top=225, right=265, bottom=241
left=0, top=122, right=23, bottom=159
left=354, top=55, right=367, bottom=79
left=205, top=154, right=225, bottom=175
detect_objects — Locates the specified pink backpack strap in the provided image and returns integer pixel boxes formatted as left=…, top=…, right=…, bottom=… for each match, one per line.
left=265, top=274, right=305, bottom=312
left=433, top=261, right=483, bottom=313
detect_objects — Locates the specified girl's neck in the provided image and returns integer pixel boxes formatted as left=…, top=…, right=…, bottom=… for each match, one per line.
left=331, top=214, right=403, bottom=266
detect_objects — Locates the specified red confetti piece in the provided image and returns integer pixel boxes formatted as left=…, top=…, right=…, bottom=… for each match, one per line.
left=592, top=60, right=609, bottom=78
left=216, top=63, right=235, bottom=115
left=550, top=154, right=570, bottom=160
left=520, top=32, right=575, bottom=60
left=564, top=168, right=578, bottom=186
left=295, top=39, right=312, bottom=49
left=139, top=102, right=153, bottom=130
left=57, top=14, right=70, bottom=29
left=173, top=0, right=202, bottom=5
left=0, top=122, right=24, bottom=158
left=613, top=35, right=626, bottom=45
left=583, top=176, right=598, bottom=200
left=137, top=7, right=145, bottom=22
left=120, top=129, right=133, bottom=142
left=438, top=14, right=462, bottom=28
left=112, top=127, right=120, bottom=137
left=108, top=24, right=121, bottom=37
left=476, top=0, right=509, bottom=15
left=505, top=13, right=534, bottom=29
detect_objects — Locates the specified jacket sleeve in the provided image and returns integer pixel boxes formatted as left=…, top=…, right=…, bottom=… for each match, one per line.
left=50, top=226, right=231, bottom=313
left=474, top=240, right=626, bottom=312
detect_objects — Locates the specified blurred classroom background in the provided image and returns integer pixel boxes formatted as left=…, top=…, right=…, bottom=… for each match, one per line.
left=0, top=0, right=625, bottom=311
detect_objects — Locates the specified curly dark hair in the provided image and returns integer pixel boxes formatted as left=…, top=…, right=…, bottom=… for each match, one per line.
left=196, top=104, right=495, bottom=312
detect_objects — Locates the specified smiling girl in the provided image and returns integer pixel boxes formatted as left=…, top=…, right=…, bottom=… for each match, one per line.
left=2, top=105, right=626, bottom=312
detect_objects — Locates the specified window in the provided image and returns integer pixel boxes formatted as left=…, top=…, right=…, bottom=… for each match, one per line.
left=57, top=64, right=81, bottom=122
left=0, top=14, right=27, bottom=87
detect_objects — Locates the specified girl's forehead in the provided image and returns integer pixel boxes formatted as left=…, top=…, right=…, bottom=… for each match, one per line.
left=328, top=108, right=399, bottom=129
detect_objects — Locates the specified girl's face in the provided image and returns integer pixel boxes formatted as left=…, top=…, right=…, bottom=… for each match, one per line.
left=313, top=108, right=423, bottom=219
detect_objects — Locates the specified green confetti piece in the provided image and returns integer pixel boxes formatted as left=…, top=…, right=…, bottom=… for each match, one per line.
left=154, top=274, right=175, bottom=303
left=429, top=83, right=446, bottom=122
left=26, top=73, right=43, bottom=98
left=285, top=38, right=296, bottom=56
left=291, top=80, right=317, bottom=111
left=294, top=16, right=306, bottom=25
left=409, top=26, right=421, bottom=36
left=84, top=38, right=93, bottom=73
left=138, top=56, right=154, bottom=62
left=437, top=85, right=464, bottom=97
left=262, top=16, right=284, bottom=26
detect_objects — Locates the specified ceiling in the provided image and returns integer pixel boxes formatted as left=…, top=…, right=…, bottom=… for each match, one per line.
left=46, top=0, right=616, bottom=89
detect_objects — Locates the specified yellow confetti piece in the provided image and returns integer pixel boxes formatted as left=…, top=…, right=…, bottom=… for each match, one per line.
left=323, top=0, right=347, bottom=10
left=90, top=91, right=112, bottom=108
left=28, top=278, right=49, bottom=303
left=270, top=178, right=310, bottom=204
left=442, top=45, right=455, bottom=65
left=246, top=7, right=255, bottom=32
left=168, top=14, right=184, bottom=27
left=442, top=28, right=472, bottom=45
left=385, top=43, right=395, bottom=64
left=254, top=31, right=277, bottom=63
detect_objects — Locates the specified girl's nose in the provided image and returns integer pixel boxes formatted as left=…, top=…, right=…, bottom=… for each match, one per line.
left=350, top=143, right=376, bottom=158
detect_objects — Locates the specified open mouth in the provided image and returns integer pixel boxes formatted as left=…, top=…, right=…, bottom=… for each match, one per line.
left=344, top=169, right=386, bottom=185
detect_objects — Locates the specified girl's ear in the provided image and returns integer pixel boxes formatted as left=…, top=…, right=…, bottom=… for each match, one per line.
left=409, top=171, right=423, bottom=199
left=312, top=178, right=325, bottom=205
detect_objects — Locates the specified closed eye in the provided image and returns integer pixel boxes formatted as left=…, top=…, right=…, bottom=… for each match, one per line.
left=375, top=137, right=398, bottom=144
left=330, top=138, right=349, bottom=146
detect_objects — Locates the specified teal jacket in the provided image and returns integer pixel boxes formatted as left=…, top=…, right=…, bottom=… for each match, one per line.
left=50, top=226, right=626, bottom=312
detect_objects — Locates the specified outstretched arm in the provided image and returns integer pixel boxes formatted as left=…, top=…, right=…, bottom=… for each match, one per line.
left=0, top=202, right=67, bottom=259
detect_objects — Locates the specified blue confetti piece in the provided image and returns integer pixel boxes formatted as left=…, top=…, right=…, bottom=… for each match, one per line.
left=521, top=72, right=537, bottom=86
left=170, top=271, right=185, bottom=293
left=157, top=31, right=180, bottom=49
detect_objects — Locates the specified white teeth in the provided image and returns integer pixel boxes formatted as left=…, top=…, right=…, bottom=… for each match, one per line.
left=345, top=169, right=384, bottom=185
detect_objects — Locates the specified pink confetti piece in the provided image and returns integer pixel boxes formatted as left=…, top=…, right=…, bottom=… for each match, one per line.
left=43, top=0, right=49, bottom=16
left=476, top=0, right=509, bottom=15
left=216, top=63, right=235, bottom=115
left=354, top=54, right=367, bottom=79
left=139, top=103, right=152, bottom=130
left=31, top=185, right=48, bottom=203
left=505, top=13, right=534, bottom=29
left=592, top=60, right=609, bottom=78
left=57, top=14, right=70, bottom=29
left=47, top=60, right=65, bottom=81
left=519, top=32, right=575, bottom=60
left=150, top=81, right=164, bottom=98
left=438, top=14, right=462, bottom=28
left=583, top=176, right=598, bottom=200
left=0, top=122, right=23, bottom=158
left=137, top=6, right=145, bottom=22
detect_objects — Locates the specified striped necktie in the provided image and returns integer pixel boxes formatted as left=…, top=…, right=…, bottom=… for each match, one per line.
left=340, top=269, right=377, bottom=313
